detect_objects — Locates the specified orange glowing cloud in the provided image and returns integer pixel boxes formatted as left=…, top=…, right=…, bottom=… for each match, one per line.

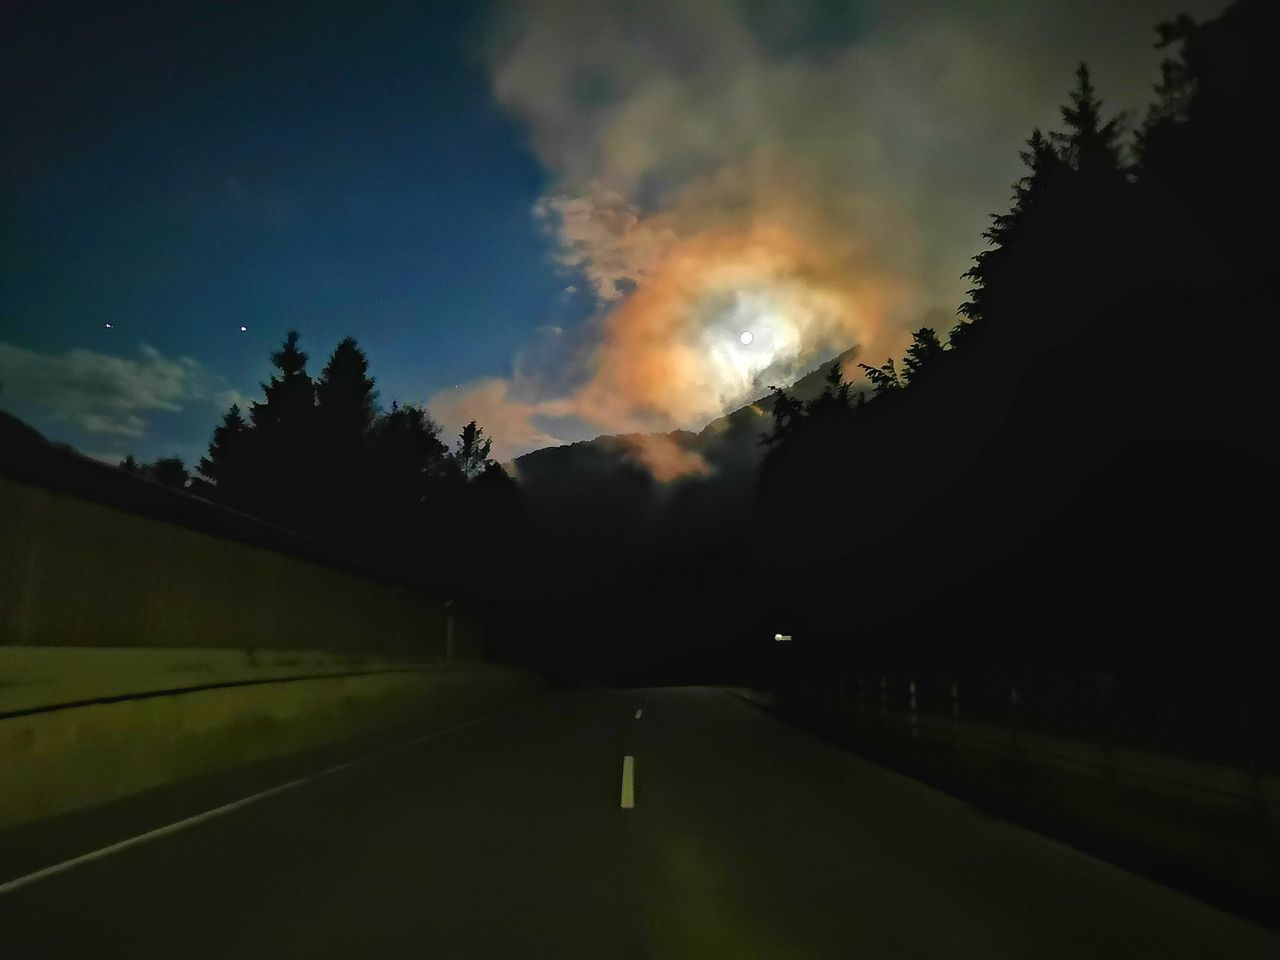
left=440, top=0, right=1204, bottom=473
left=620, top=433, right=714, bottom=484
left=569, top=191, right=908, bottom=434
left=427, top=377, right=571, bottom=463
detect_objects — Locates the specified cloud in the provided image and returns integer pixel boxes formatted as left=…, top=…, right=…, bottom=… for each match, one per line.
left=427, top=377, right=571, bottom=463
left=534, top=190, right=676, bottom=301
left=213, top=387, right=257, bottom=413
left=621, top=433, right=712, bottom=484
left=455, top=0, right=1229, bottom=476
left=0, top=341, right=226, bottom=440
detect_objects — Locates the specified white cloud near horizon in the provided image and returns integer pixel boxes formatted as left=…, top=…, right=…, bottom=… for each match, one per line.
left=0, top=340, right=232, bottom=442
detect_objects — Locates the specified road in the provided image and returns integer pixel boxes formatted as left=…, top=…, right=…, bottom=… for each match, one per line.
left=0, top=687, right=1273, bottom=958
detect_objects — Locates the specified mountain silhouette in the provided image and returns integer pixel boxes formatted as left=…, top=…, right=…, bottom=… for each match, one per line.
left=514, top=346, right=861, bottom=489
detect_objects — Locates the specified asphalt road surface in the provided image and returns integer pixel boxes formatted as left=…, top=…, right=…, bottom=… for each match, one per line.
left=1, top=687, right=1273, bottom=958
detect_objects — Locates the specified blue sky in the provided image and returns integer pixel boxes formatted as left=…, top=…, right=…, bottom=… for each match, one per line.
left=1, top=0, right=588, bottom=463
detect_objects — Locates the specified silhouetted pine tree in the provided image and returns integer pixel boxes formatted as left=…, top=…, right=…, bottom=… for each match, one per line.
left=1136, top=2, right=1266, bottom=282
left=316, top=338, right=376, bottom=441
left=808, top=361, right=852, bottom=416
left=1052, top=63, right=1125, bottom=178
left=251, top=331, right=314, bottom=433
left=902, top=327, right=944, bottom=383
left=248, top=331, right=316, bottom=528
left=1140, top=15, right=1199, bottom=150
left=759, top=386, right=806, bottom=447
left=958, top=128, right=1068, bottom=335
left=197, top=404, right=250, bottom=504
left=366, top=401, right=450, bottom=518
left=957, top=60, right=1129, bottom=358
left=858, top=358, right=901, bottom=396
left=454, top=421, right=494, bottom=481
left=314, top=337, right=378, bottom=537
left=759, top=362, right=860, bottom=457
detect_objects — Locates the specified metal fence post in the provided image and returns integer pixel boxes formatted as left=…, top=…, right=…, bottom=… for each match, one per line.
left=950, top=681, right=960, bottom=745
left=909, top=679, right=919, bottom=739
left=1010, top=685, right=1021, bottom=751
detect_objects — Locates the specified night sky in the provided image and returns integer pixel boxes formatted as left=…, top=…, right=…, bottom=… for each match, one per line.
left=0, top=0, right=1227, bottom=465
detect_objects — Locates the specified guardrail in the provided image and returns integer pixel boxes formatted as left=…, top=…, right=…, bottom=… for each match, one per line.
left=840, top=695, right=1280, bottom=814
left=787, top=659, right=1277, bottom=780
left=775, top=670, right=1280, bottom=922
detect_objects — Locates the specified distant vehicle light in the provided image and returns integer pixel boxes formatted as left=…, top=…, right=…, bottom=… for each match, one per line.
left=774, top=633, right=793, bottom=642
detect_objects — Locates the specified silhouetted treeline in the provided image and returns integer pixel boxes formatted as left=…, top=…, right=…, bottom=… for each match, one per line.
left=121, top=332, right=522, bottom=600
left=749, top=0, right=1275, bottom=704
left=119, top=454, right=190, bottom=490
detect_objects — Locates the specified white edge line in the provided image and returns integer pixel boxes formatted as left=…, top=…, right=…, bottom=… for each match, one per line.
left=0, top=705, right=528, bottom=897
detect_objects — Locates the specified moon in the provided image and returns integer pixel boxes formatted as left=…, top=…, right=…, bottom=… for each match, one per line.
left=739, top=330, right=754, bottom=345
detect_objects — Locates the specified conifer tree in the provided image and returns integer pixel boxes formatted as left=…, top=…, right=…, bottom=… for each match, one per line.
left=902, top=327, right=945, bottom=383
left=858, top=358, right=901, bottom=396
left=1052, top=63, right=1124, bottom=177
left=959, top=128, right=1069, bottom=332
left=454, top=421, right=494, bottom=481
left=368, top=401, right=451, bottom=513
left=247, top=331, right=316, bottom=527
left=316, top=337, right=376, bottom=442
left=251, top=331, right=314, bottom=434
left=759, top=386, right=806, bottom=447
left=198, top=404, right=249, bottom=497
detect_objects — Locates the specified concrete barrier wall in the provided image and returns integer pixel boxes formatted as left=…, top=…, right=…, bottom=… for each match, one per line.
left=0, top=476, right=446, bottom=655
left=0, top=648, right=543, bottom=831
left=0, top=465, right=530, bottom=831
